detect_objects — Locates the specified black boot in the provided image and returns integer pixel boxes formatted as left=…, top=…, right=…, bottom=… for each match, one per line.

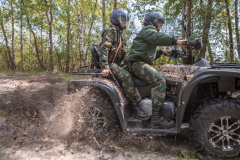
left=151, top=109, right=175, bottom=129
left=132, top=103, right=149, bottom=120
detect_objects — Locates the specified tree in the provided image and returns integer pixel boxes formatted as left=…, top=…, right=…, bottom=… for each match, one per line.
left=225, top=0, right=234, bottom=62
left=20, top=0, right=24, bottom=71
left=182, top=0, right=187, bottom=39
left=11, top=2, right=16, bottom=70
left=45, top=0, right=54, bottom=71
left=84, top=0, right=98, bottom=63
left=76, top=0, right=86, bottom=66
left=187, top=0, right=192, bottom=38
left=26, top=16, right=45, bottom=70
left=0, top=8, right=14, bottom=70
left=114, top=0, right=117, bottom=9
left=65, top=0, right=71, bottom=72
left=102, top=0, right=106, bottom=32
left=200, top=0, right=213, bottom=59
left=235, top=0, right=240, bottom=58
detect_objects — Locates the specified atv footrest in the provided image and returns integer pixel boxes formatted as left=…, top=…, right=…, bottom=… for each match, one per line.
left=126, top=127, right=176, bottom=135
left=127, top=117, right=150, bottom=128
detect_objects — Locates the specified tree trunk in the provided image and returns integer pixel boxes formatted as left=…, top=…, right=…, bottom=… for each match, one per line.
left=182, top=0, right=187, bottom=39
left=29, top=30, right=31, bottom=65
left=1, top=51, right=11, bottom=70
left=102, top=0, right=106, bottom=32
left=45, top=0, right=54, bottom=71
left=21, top=0, right=44, bottom=70
left=207, top=38, right=213, bottom=62
left=187, top=0, right=192, bottom=38
left=85, top=0, right=98, bottom=62
left=80, top=7, right=85, bottom=66
left=56, top=49, right=62, bottom=71
left=200, top=0, right=213, bottom=58
left=225, top=0, right=234, bottom=62
left=76, top=0, right=86, bottom=66
left=235, top=0, right=240, bottom=58
left=114, top=0, right=117, bottom=9
left=41, top=10, right=44, bottom=66
left=65, top=0, right=71, bottom=72
left=0, top=8, right=14, bottom=70
left=20, top=2, right=24, bottom=71
left=49, top=0, right=54, bottom=71
left=26, top=17, right=45, bottom=70
left=11, top=3, right=16, bottom=70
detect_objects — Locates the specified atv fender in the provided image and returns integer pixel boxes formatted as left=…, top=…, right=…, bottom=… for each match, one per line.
left=67, top=77, right=128, bottom=129
left=176, top=69, right=240, bottom=132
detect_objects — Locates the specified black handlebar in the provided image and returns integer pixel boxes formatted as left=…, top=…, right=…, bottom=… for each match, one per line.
left=168, top=50, right=187, bottom=59
left=182, top=38, right=202, bottom=50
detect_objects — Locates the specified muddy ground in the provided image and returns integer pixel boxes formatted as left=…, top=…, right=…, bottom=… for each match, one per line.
left=0, top=73, right=221, bottom=160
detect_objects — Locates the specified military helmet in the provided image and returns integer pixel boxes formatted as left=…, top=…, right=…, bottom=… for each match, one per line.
left=110, top=8, right=130, bottom=26
left=143, top=11, right=165, bottom=31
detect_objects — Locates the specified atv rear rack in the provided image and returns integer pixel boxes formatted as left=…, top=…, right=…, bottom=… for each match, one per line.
left=210, top=62, right=240, bottom=69
left=72, top=69, right=104, bottom=75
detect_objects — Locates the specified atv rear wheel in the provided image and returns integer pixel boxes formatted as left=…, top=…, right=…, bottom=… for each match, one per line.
left=189, top=99, right=240, bottom=158
left=81, top=88, right=120, bottom=131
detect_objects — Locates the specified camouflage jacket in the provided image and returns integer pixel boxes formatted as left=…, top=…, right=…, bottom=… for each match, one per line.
left=99, top=25, right=127, bottom=70
left=124, top=25, right=176, bottom=65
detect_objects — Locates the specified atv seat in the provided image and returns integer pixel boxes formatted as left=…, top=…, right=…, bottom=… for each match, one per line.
left=133, top=76, right=149, bottom=87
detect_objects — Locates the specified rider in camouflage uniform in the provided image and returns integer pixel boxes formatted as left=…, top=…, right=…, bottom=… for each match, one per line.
left=124, top=11, right=188, bottom=128
left=99, top=8, right=148, bottom=120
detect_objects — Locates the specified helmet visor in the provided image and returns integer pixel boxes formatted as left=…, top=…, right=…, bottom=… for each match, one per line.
left=116, top=13, right=130, bottom=28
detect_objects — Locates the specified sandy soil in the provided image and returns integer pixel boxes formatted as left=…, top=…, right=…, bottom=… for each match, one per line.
left=0, top=73, right=214, bottom=160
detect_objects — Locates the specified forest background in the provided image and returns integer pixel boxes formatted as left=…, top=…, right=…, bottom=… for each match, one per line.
left=0, top=0, right=239, bottom=72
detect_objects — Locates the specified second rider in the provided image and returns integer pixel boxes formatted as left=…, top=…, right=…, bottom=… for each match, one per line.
left=99, top=9, right=148, bottom=120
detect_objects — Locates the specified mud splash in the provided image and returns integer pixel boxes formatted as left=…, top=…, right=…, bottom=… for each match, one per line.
left=0, top=74, right=211, bottom=160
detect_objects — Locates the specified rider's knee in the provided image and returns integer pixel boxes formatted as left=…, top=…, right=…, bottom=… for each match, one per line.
left=154, top=78, right=166, bottom=88
left=123, top=72, right=132, bottom=80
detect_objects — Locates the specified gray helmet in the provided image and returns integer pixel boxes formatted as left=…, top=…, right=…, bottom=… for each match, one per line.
left=110, top=8, right=130, bottom=25
left=143, top=11, right=165, bottom=31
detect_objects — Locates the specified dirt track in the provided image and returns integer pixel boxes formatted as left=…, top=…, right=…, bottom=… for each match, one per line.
left=0, top=73, right=214, bottom=160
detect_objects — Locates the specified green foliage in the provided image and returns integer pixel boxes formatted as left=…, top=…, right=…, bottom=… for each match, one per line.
left=0, top=0, right=239, bottom=72
left=0, top=0, right=129, bottom=71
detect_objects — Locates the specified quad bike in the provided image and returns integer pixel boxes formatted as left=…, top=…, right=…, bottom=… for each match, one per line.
left=67, top=36, right=240, bottom=158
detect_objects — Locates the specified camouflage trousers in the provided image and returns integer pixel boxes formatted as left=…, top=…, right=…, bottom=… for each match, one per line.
left=110, top=63, right=141, bottom=103
left=131, top=61, right=166, bottom=110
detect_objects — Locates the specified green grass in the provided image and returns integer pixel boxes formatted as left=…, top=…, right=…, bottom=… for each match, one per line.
left=0, top=110, right=7, bottom=116
left=0, top=138, right=7, bottom=144
left=0, top=70, right=73, bottom=78
left=0, top=70, right=92, bottom=81
left=182, top=149, right=191, bottom=158
left=0, top=70, right=46, bottom=75
left=56, top=72, right=76, bottom=79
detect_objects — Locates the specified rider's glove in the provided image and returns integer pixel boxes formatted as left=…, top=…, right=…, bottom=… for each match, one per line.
left=155, top=49, right=163, bottom=60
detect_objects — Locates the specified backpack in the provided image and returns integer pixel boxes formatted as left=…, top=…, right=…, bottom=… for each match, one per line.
left=90, top=45, right=101, bottom=69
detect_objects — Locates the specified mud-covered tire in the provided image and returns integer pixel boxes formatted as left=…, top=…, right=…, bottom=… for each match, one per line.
left=81, top=88, right=120, bottom=130
left=189, top=99, right=240, bottom=158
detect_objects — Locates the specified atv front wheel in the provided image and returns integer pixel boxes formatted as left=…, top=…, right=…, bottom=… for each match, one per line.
left=189, top=99, right=240, bottom=158
left=81, top=88, right=120, bottom=131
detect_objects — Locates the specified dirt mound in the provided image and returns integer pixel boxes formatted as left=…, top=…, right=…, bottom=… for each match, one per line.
left=0, top=74, right=210, bottom=160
